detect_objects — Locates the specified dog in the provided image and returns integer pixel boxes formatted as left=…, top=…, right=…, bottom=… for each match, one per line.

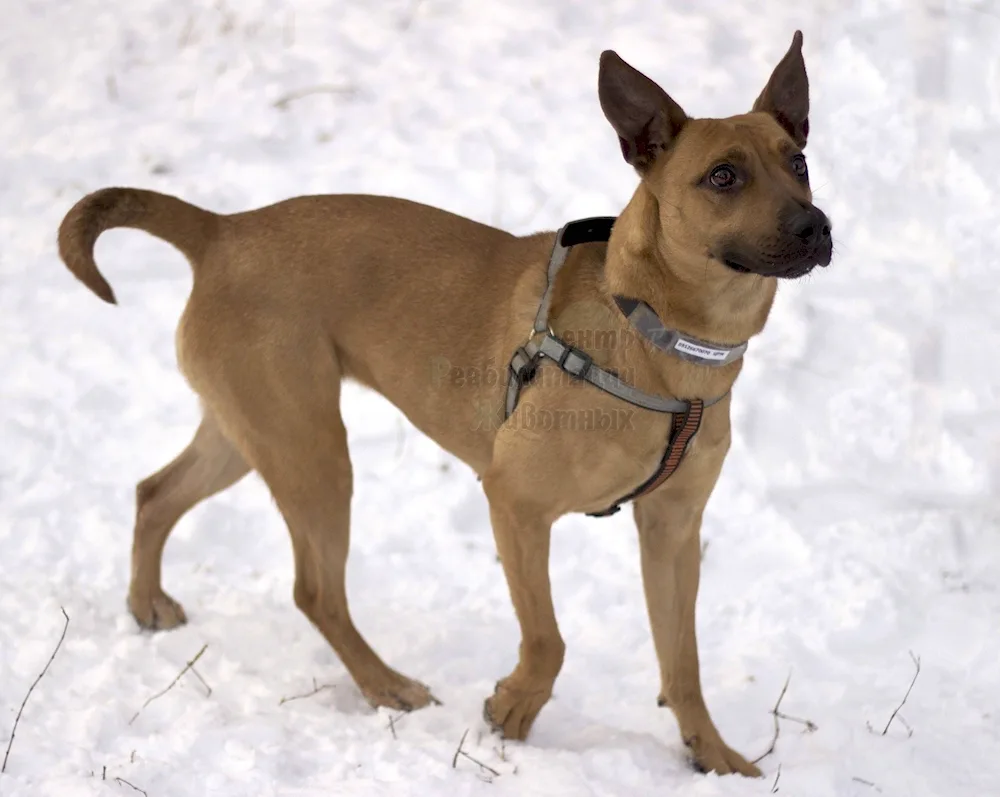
left=57, top=31, right=831, bottom=776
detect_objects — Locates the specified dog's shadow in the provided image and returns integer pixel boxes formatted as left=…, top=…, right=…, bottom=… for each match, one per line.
left=522, top=710, right=694, bottom=779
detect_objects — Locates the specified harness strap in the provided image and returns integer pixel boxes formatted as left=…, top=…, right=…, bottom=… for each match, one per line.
left=585, top=398, right=705, bottom=517
left=505, top=346, right=539, bottom=420
left=532, top=217, right=616, bottom=336
left=503, top=214, right=737, bottom=518
left=506, top=334, right=705, bottom=419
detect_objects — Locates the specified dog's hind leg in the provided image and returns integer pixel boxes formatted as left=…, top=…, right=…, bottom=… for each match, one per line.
left=193, top=332, right=437, bottom=712
left=130, top=411, right=250, bottom=630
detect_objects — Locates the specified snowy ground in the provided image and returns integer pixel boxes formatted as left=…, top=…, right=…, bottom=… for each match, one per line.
left=2, top=0, right=999, bottom=795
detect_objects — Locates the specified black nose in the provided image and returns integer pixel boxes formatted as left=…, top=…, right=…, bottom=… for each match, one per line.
left=787, top=205, right=831, bottom=247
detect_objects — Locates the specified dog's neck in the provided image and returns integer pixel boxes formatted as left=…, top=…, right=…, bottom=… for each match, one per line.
left=599, top=184, right=778, bottom=398
left=605, top=184, right=777, bottom=341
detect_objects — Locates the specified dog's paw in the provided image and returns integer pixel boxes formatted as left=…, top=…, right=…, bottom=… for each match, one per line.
left=483, top=678, right=552, bottom=741
left=128, top=590, right=188, bottom=631
left=360, top=671, right=440, bottom=712
left=685, top=733, right=762, bottom=778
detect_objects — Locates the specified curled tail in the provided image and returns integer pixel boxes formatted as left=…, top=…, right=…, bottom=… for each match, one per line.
left=57, top=187, right=218, bottom=304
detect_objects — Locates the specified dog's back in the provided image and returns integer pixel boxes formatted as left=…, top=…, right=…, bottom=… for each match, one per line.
left=58, top=188, right=555, bottom=469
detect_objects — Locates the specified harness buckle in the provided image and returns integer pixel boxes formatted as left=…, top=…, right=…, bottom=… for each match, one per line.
left=509, top=347, right=538, bottom=385
left=558, top=346, right=592, bottom=381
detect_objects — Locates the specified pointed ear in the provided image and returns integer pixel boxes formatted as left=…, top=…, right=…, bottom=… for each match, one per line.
left=753, top=30, right=810, bottom=147
left=598, top=50, right=688, bottom=172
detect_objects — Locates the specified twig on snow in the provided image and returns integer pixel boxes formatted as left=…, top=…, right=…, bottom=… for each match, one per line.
left=852, top=776, right=883, bottom=792
left=452, top=729, right=469, bottom=769
left=386, top=711, right=406, bottom=739
left=189, top=665, right=212, bottom=697
left=114, top=776, right=148, bottom=796
left=776, top=708, right=818, bottom=732
left=876, top=651, right=921, bottom=736
left=452, top=728, right=501, bottom=778
left=752, top=670, right=817, bottom=765
left=770, top=763, right=781, bottom=793
left=2, top=607, right=70, bottom=774
left=128, top=644, right=209, bottom=726
left=273, top=84, right=357, bottom=110
left=278, top=677, right=336, bottom=706
left=753, top=671, right=791, bottom=764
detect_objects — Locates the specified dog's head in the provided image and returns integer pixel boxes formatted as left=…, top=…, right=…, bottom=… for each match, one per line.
left=598, top=31, right=831, bottom=281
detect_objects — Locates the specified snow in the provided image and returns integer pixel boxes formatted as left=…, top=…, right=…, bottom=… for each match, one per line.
left=2, top=0, right=999, bottom=795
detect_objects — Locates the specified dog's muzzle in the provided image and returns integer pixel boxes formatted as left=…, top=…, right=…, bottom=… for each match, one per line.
left=719, top=203, right=833, bottom=279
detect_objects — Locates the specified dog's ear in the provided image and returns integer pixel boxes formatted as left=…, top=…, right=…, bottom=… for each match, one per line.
left=598, top=51, right=688, bottom=172
left=753, top=30, right=809, bottom=147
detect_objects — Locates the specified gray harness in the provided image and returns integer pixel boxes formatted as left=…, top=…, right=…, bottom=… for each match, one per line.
left=503, top=216, right=747, bottom=516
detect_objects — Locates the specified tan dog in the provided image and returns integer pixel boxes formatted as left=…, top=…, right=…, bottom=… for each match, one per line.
left=57, top=32, right=831, bottom=776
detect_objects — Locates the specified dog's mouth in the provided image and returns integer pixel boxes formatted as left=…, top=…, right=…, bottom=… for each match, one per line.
left=723, top=258, right=752, bottom=274
left=774, top=262, right=817, bottom=279
left=720, top=253, right=826, bottom=280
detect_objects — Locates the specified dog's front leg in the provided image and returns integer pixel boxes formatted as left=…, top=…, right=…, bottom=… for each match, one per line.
left=634, top=492, right=761, bottom=777
left=481, top=465, right=564, bottom=741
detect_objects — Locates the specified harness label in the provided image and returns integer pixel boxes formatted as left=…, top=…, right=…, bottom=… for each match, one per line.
left=674, top=338, right=730, bottom=361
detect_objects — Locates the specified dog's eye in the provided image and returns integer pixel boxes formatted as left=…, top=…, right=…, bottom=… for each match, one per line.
left=709, top=165, right=738, bottom=189
left=791, top=154, right=808, bottom=179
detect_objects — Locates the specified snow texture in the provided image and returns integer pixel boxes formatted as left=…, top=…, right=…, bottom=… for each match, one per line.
left=2, top=1, right=999, bottom=795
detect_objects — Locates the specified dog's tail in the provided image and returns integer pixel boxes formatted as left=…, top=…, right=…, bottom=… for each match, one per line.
left=57, top=187, right=218, bottom=304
